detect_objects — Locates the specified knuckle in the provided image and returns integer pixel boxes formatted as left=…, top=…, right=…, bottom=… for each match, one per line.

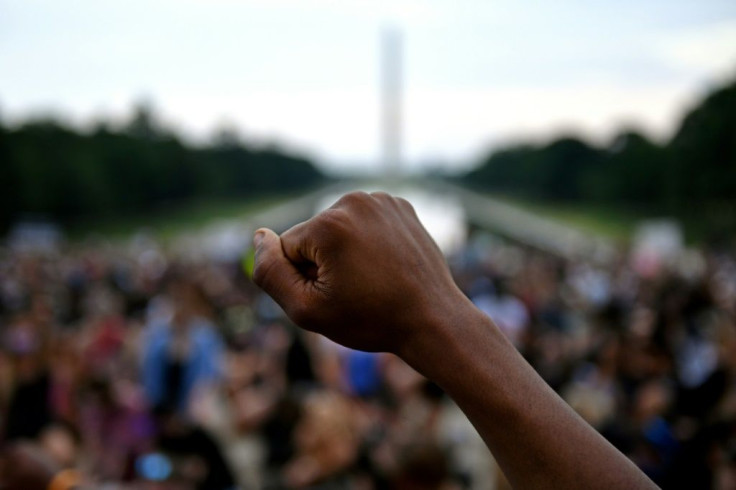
left=336, top=191, right=371, bottom=208
left=396, top=196, right=411, bottom=208
left=314, top=208, right=350, bottom=238
left=397, top=197, right=418, bottom=216
left=370, top=191, right=392, bottom=201
left=371, top=192, right=412, bottom=215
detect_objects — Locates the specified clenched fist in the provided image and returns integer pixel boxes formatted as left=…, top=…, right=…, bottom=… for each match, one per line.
left=252, top=191, right=467, bottom=354
left=251, top=191, right=659, bottom=490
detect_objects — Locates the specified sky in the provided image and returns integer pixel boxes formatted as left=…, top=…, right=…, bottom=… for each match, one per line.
left=1, top=0, right=735, bottom=174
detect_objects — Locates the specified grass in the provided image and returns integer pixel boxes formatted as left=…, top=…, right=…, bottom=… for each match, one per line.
left=482, top=193, right=644, bottom=243
left=494, top=196, right=723, bottom=245
left=66, top=194, right=293, bottom=243
left=66, top=183, right=697, bottom=246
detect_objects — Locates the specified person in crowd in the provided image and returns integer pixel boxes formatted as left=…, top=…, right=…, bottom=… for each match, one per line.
left=142, top=270, right=224, bottom=417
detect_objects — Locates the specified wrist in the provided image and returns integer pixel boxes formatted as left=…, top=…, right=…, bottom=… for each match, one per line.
left=398, top=292, right=500, bottom=384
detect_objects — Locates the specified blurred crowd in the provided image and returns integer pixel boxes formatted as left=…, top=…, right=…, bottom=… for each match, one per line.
left=0, top=229, right=735, bottom=489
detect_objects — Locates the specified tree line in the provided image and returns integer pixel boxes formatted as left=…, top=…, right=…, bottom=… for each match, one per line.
left=0, top=105, right=325, bottom=233
left=462, top=78, right=736, bottom=238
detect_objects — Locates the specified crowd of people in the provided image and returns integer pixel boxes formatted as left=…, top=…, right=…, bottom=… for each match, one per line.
left=0, top=226, right=734, bottom=489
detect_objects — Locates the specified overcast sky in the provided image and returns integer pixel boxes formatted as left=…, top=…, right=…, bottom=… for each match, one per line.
left=1, top=0, right=735, bottom=173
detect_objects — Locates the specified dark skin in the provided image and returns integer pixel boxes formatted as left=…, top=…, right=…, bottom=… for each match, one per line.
left=253, top=191, right=659, bottom=490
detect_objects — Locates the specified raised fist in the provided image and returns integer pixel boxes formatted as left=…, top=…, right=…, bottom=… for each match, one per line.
left=252, top=191, right=467, bottom=354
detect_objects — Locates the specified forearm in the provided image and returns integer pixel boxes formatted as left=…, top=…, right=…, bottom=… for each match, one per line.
left=401, top=299, right=658, bottom=490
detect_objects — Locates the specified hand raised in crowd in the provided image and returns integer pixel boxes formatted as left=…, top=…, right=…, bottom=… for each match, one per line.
left=253, top=191, right=658, bottom=490
left=252, top=191, right=471, bottom=355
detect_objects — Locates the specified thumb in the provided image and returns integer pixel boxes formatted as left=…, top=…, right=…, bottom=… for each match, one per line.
left=252, top=228, right=307, bottom=313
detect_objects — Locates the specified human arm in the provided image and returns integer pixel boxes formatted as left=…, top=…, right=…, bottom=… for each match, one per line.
left=251, top=191, right=658, bottom=489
